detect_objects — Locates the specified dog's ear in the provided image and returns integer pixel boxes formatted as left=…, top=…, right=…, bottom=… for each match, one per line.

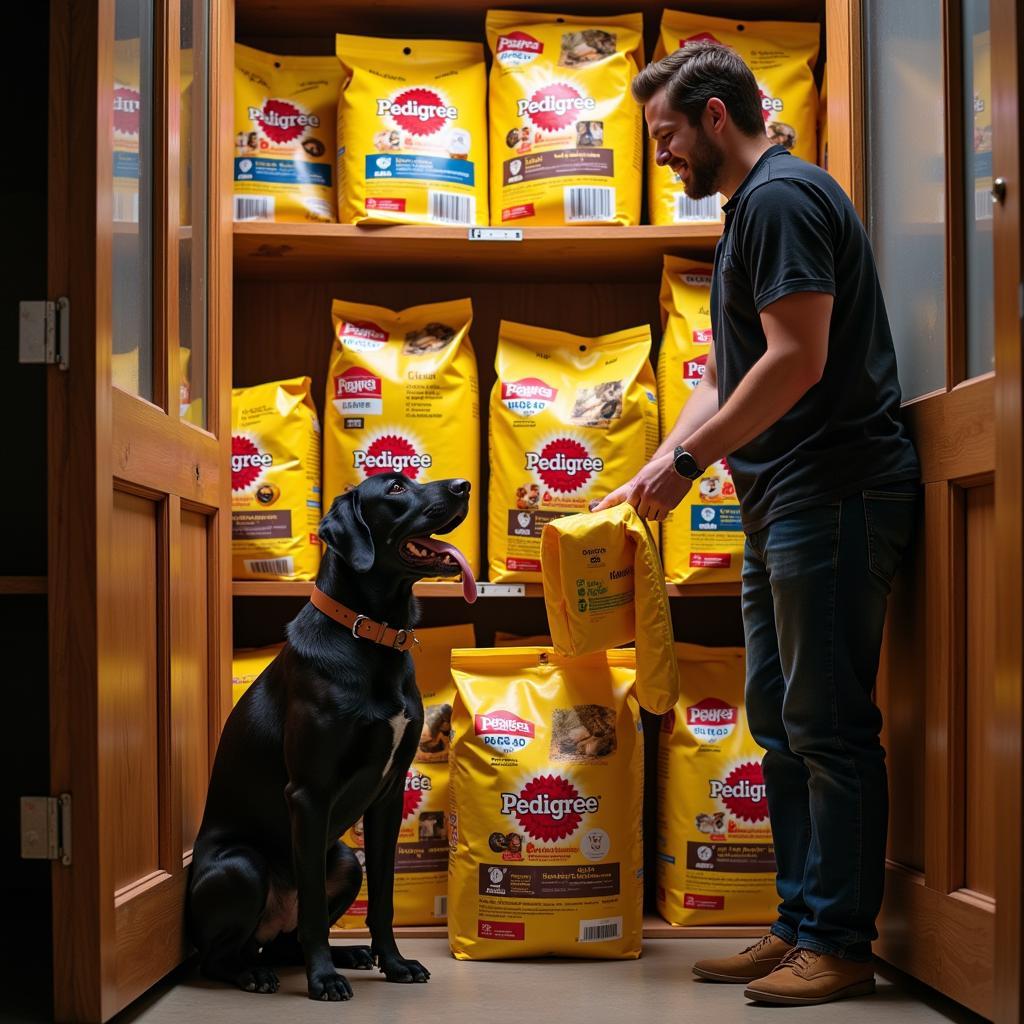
left=320, top=489, right=375, bottom=573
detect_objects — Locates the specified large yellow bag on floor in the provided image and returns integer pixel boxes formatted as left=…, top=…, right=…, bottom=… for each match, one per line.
left=233, top=44, right=343, bottom=223
left=486, top=10, right=644, bottom=225
left=489, top=322, right=658, bottom=582
left=232, top=644, right=284, bottom=706
left=335, top=35, right=488, bottom=226
left=449, top=647, right=643, bottom=960
left=657, top=644, right=777, bottom=926
left=337, top=624, right=476, bottom=928
left=324, top=298, right=480, bottom=577
left=658, top=257, right=743, bottom=584
left=541, top=504, right=678, bottom=714
left=648, top=11, right=820, bottom=225
left=231, top=377, right=322, bottom=581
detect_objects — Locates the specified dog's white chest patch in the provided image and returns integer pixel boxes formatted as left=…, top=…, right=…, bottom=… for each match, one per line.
left=381, top=711, right=410, bottom=778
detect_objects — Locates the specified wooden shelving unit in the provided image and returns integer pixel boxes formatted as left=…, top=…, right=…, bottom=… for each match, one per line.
left=233, top=222, right=723, bottom=282
left=233, top=579, right=741, bottom=599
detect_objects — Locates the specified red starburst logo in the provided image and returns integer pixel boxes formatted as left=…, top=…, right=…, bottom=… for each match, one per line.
left=386, top=87, right=454, bottom=137
left=525, top=437, right=603, bottom=494
left=500, top=775, right=598, bottom=842
left=231, top=435, right=273, bottom=492
left=113, top=87, right=141, bottom=135
left=709, top=761, right=769, bottom=823
left=253, top=98, right=315, bottom=144
left=523, top=83, right=591, bottom=133
left=403, top=770, right=430, bottom=820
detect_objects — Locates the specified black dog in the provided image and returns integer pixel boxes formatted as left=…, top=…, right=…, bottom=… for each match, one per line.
left=187, top=474, right=473, bottom=1000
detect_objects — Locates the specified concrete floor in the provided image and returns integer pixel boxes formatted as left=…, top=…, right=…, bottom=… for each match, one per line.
left=110, top=939, right=986, bottom=1024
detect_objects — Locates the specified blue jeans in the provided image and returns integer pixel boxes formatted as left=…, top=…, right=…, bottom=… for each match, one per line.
left=743, top=487, right=917, bottom=961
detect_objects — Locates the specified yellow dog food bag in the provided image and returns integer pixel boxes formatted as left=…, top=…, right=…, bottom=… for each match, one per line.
left=233, top=44, right=343, bottom=223
left=542, top=504, right=679, bottom=715
left=448, top=647, right=643, bottom=960
left=657, top=644, right=777, bottom=926
left=649, top=11, right=820, bottom=225
left=658, top=257, right=743, bottom=583
left=324, top=299, right=480, bottom=577
left=231, top=377, right=322, bottom=581
left=335, top=35, right=488, bottom=226
left=489, top=322, right=658, bottom=583
left=337, top=624, right=476, bottom=929
left=232, top=644, right=285, bottom=706
left=486, top=10, right=644, bottom=225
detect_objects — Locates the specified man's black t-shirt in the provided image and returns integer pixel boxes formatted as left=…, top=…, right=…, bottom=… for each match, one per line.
left=711, top=144, right=920, bottom=534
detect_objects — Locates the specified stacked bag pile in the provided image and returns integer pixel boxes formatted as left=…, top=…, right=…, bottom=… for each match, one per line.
left=232, top=9, right=823, bottom=227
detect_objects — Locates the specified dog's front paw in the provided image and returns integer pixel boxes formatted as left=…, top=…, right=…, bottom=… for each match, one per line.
left=332, top=944, right=374, bottom=970
left=237, top=966, right=280, bottom=994
left=377, top=954, right=430, bottom=984
left=307, top=968, right=353, bottom=1001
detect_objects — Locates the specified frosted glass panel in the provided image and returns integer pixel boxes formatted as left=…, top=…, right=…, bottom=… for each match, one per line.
left=865, top=0, right=946, bottom=399
left=964, top=0, right=994, bottom=378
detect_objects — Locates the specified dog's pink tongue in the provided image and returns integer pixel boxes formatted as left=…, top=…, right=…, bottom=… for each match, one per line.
left=414, top=537, right=477, bottom=603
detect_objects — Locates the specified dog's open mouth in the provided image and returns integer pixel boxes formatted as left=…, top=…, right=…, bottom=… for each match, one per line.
left=400, top=529, right=477, bottom=604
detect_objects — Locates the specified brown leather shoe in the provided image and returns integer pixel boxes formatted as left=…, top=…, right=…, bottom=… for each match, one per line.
left=692, top=933, right=794, bottom=983
left=744, top=947, right=876, bottom=1005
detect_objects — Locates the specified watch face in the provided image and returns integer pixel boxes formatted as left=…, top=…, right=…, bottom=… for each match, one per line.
left=674, top=450, right=700, bottom=480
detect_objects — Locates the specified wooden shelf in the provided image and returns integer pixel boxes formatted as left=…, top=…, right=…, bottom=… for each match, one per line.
left=237, top=0, right=824, bottom=37
left=233, top=222, right=723, bottom=282
left=233, top=580, right=740, bottom=599
left=329, top=915, right=764, bottom=942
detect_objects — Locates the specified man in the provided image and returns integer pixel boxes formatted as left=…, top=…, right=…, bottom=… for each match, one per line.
left=595, top=42, right=920, bottom=1006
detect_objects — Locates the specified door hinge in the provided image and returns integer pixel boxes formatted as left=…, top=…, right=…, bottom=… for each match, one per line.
left=19, top=298, right=70, bottom=370
left=20, top=794, right=72, bottom=865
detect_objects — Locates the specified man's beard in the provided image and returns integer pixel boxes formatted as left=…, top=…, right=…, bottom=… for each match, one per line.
left=681, top=125, right=724, bottom=201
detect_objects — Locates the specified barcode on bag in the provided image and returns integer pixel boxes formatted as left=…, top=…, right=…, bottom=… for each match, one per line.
left=564, top=186, right=614, bottom=222
left=428, top=190, right=475, bottom=225
left=234, top=195, right=275, bottom=221
left=578, top=916, right=622, bottom=943
left=243, top=557, right=294, bottom=576
left=113, top=190, right=139, bottom=224
left=433, top=895, right=448, bottom=919
left=974, top=188, right=993, bottom=222
left=674, top=192, right=723, bottom=223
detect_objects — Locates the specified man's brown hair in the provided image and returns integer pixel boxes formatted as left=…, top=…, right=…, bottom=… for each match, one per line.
left=632, top=41, right=765, bottom=138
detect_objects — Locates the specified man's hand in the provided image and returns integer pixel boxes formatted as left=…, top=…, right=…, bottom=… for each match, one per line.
left=590, top=452, right=692, bottom=520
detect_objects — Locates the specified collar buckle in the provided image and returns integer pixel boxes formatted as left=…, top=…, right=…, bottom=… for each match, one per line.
left=351, top=614, right=367, bottom=640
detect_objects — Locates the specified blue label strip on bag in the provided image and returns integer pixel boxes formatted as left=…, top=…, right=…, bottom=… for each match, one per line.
left=234, top=157, right=332, bottom=187
left=364, top=153, right=474, bottom=187
left=690, top=505, right=743, bottom=532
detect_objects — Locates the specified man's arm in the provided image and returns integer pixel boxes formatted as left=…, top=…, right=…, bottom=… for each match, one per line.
left=684, top=291, right=832, bottom=472
left=593, top=290, right=831, bottom=518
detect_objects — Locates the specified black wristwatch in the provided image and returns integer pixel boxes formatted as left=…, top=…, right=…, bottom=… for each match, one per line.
left=673, top=446, right=704, bottom=481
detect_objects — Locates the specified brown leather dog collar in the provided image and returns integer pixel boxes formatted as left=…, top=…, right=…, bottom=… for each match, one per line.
left=310, top=587, right=419, bottom=653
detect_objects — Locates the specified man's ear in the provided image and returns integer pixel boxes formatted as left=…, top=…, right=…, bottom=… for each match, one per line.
left=319, top=489, right=375, bottom=573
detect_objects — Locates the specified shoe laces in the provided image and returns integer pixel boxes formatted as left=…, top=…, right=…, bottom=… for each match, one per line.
left=742, top=933, right=778, bottom=957
left=779, top=947, right=821, bottom=973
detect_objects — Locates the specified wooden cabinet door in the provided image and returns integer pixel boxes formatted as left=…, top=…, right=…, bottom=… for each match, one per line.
left=46, top=0, right=232, bottom=1020
left=864, top=0, right=1023, bottom=1019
